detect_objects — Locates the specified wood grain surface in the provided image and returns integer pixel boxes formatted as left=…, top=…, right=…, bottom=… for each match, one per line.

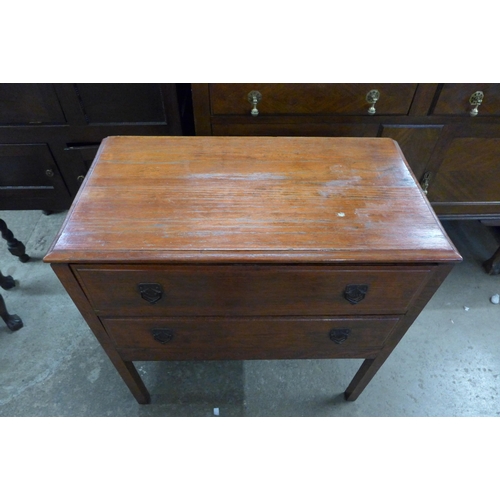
left=45, top=136, right=461, bottom=264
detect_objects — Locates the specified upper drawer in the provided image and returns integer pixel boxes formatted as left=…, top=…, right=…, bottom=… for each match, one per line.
left=209, top=84, right=418, bottom=116
left=432, top=84, right=500, bottom=116
left=74, top=265, right=432, bottom=316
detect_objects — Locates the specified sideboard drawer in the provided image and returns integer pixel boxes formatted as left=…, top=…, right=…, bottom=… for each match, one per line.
left=75, top=265, right=431, bottom=316
left=209, top=84, right=418, bottom=116
left=432, top=84, right=500, bottom=116
left=102, top=316, right=401, bottom=359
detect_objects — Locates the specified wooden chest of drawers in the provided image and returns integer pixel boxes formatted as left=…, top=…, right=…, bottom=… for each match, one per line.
left=44, top=136, right=461, bottom=404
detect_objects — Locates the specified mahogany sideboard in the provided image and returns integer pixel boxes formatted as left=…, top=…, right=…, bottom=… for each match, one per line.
left=44, top=136, right=461, bottom=404
left=192, top=83, right=500, bottom=221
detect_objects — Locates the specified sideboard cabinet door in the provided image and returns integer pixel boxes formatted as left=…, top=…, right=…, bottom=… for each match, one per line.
left=72, top=84, right=180, bottom=127
left=62, top=144, right=101, bottom=196
left=426, top=124, right=500, bottom=218
left=0, top=84, right=65, bottom=125
left=0, top=144, right=71, bottom=210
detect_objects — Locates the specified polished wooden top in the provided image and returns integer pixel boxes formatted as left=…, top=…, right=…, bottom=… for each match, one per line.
left=45, top=136, right=461, bottom=264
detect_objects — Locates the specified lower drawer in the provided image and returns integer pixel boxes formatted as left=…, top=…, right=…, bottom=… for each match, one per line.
left=102, top=316, right=401, bottom=360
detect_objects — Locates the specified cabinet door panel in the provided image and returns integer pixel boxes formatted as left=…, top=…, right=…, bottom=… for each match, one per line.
left=380, top=125, right=443, bottom=180
left=74, top=84, right=168, bottom=124
left=428, top=137, right=500, bottom=216
left=0, top=144, right=70, bottom=210
left=0, top=84, right=65, bottom=124
left=63, top=144, right=101, bottom=196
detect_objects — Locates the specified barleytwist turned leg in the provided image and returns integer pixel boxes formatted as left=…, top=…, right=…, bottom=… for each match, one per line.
left=0, top=218, right=30, bottom=263
left=0, top=293, right=23, bottom=331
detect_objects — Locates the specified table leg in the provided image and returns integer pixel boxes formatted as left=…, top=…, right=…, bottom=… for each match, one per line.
left=105, top=351, right=151, bottom=404
left=344, top=358, right=382, bottom=401
left=50, top=263, right=151, bottom=404
left=345, top=264, right=456, bottom=401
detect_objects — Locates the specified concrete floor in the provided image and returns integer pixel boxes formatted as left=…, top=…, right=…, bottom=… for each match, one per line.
left=0, top=209, right=499, bottom=417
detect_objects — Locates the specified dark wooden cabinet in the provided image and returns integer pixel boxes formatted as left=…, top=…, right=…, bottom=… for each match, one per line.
left=0, top=84, right=184, bottom=211
left=192, top=83, right=500, bottom=221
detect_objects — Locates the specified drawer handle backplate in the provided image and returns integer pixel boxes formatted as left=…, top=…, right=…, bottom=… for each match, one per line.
left=366, top=89, right=380, bottom=115
left=151, top=328, right=174, bottom=344
left=469, top=91, right=484, bottom=116
left=247, top=90, right=262, bottom=116
left=138, top=283, right=163, bottom=304
left=344, top=284, right=369, bottom=304
left=329, top=328, right=351, bottom=344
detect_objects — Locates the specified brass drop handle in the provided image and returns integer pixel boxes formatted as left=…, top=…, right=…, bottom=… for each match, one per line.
left=247, top=90, right=262, bottom=116
left=469, top=91, right=484, bottom=116
left=421, top=172, right=431, bottom=195
left=151, top=328, right=174, bottom=344
left=366, top=89, right=380, bottom=115
left=329, top=328, right=351, bottom=344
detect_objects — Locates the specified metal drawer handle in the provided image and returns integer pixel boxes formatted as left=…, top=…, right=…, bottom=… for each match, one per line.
left=469, top=91, right=484, bottom=116
left=138, top=283, right=163, bottom=304
left=366, top=89, right=380, bottom=115
left=344, top=284, right=369, bottom=304
left=329, top=328, right=351, bottom=344
left=420, top=171, right=431, bottom=195
left=247, top=90, right=262, bottom=116
left=151, top=328, right=174, bottom=344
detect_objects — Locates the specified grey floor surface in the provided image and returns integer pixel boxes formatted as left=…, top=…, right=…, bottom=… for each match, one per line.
left=0, top=209, right=499, bottom=417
